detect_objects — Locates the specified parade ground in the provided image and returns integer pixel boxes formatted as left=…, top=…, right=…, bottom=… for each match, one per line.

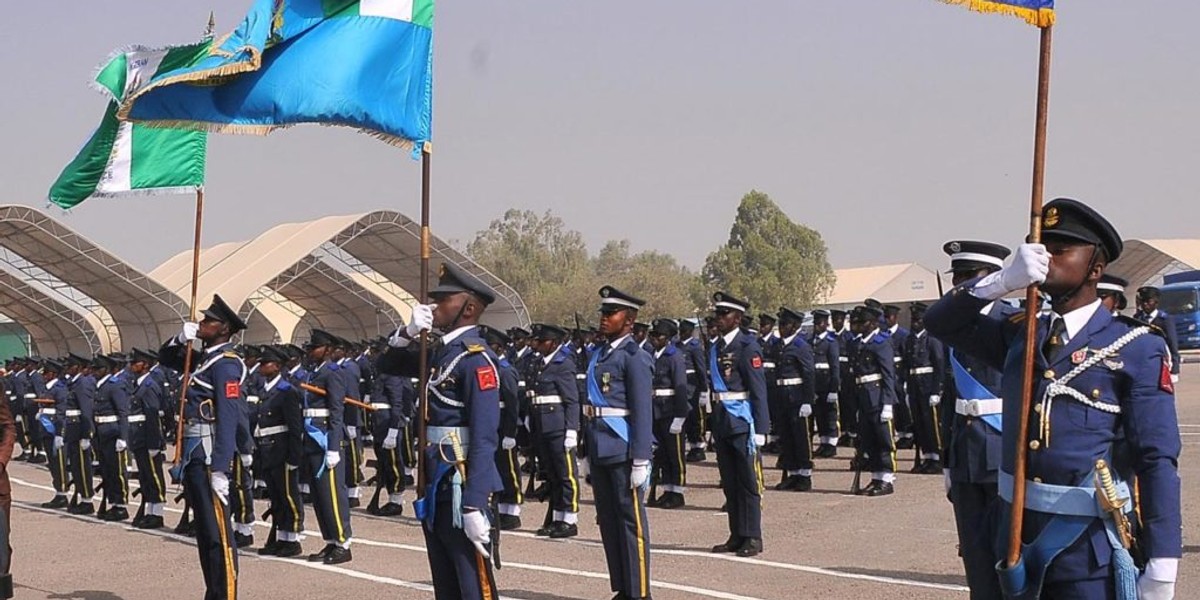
left=8, top=363, right=1198, bottom=600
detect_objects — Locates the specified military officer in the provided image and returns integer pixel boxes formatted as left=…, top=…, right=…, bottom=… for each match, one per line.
left=831, top=309, right=859, bottom=448
left=633, top=321, right=652, bottom=354
left=23, top=357, right=49, bottom=464
left=63, top=353, right=97, bottom=515
left=708, top=292, right=770, bottom=557
left=646, top=318, right=690, bottom=509
left=378, top=262, right=503, bottom=600
left=850, top=305, right=898, bottom=496
left=809, top=309, right=842, bottom=458
left=158, top=295, right=248, bottom=599
left=333, top=337, right=366, bottom=508
left=677, top=318, right=709, bottom=464
left=773, top=307, right=817, bottom=492
left=484, top=326, right=525, bottom=530
left=902, top=303, right=945, bottom=475
left=882, top=305, right=914, bottom=451
left=38, top=359, right=71, bottom=509
left=584, top=286, right=654, bottom=600
left=1098, top=274, right=1129, bottom=315
left=300, top=329, right=353, bottom=565
left=759, top=314, right=782, bottom=455
left=128, top=349, right=168, bottom=529
left=93, top=354, right=131, bottom=521
left=926, top=199, right=1181, bottom=599
left=1134, top=286, right=1182, bottom=384
left=935, top=239, right=1014, bottom=599
left=524, top=323, right=581, bottom=538
left=367, top=340, right=415, bottom=519
left=253, top=346, right=306, bottom=558
left=8, top=359, right=31, bottom=462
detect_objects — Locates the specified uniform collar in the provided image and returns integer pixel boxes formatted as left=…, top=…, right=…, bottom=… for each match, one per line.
left=859, top=328, right=880, bottom=341
left=288, top=364, right=302, bottom=376
left=654, top=343, right=671, bottom=359
left=1050, top=299, right=1102, bottom=344
left=888, top=324, right=899, bottom=334
left=45, top=378, right=59, bottom=388
left=516, top=346, right=530, bottom=358
left=205, top=341, right=233, bottom=356
left=782, top=331, right=799, bottom=346
left=1145, top=308, right=1160, bottom=320
left=543, top=344, right=565, bottom=365
left=137, top=373, right=150, bottom=386
left=96, top=374, right=110, bottom=388
left=265, top=374, right=282, bottom=393
left=915, top=329, right=926, bottom=338
left=721, top=328, right=740, bottom=347
left=441, top=325, right=476, bottom=346
left=608, top=333, right=633, bottom=350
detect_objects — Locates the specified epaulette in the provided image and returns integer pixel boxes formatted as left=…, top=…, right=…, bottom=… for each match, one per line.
left=624, top=340, right=641, bottom=355
left=223, top=351, right=240, bottom=359
left=664, top=344, right=677, bottom=356
left=1116, top=314, right=1165, bottom=337
left=1008, top=312, right=1027, bottom=324
left=277, top=380, right=292, bottom=391
left=871, top=334, right=888, bottom=344
left=466, top=344, right=486, bottom=354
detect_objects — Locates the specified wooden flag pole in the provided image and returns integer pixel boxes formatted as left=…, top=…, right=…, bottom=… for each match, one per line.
left=171, top=188, right=205, bottom=466
left=1007, top=24, right=1053, bottom=569
left=415, top=147, right=432, bottom=499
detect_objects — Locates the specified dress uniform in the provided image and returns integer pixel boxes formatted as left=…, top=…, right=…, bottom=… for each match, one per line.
left=585, top=286, right=654, bottom=600
left=484, top=327, right=525, bottom=530
left=24, top=358, right=49, bottom=464
left=300, top=329, right=354, bottom=564
left=368, top=354, right=416, bottom=518
left=8, top=361, right=31, bottom=461
left=128, top=348, right=168, bottom=529
left=882, top=305, right=914, bottom=451
left=936, top=239, right=1013, bottom=599
left=63, top=354, right=97, bottom=514
left=230, top=350, right=257, bottom=547
left=759, top=317, right=782, bottom=455
left=93, top=355, right=131, bottom=521
left=524, top=324, right=582, bottom=538
left=241, top=346, right=267, bottom=500
left=1098, top=274, right=1129, bottom=315
left=38, top=360, right=71, bottom=509
left=903, top=303, right=946, bottom=475
left=926, top=199, right=1182, bottom=599
left=158, top=295, right=248, bottom=600
left=678, top=320, right=709, bottom=464
left=832, top=310, right=859, bottom=448
left=377, top=262, right=503, bottom=600
left=708, top=292, right=770, bottom=557
left=334, top=338, right=366, bottom=507
left=252, top=346, right=306, bottom=558
left=809, top=310, right=842, bottom=458
left=1133, top=287, right=1182, bottom=383
left=646, top=319, right=690, bottom=509
left=850, top=305, right=898, bottom=496
left=773, top=308, right=816, bottom=492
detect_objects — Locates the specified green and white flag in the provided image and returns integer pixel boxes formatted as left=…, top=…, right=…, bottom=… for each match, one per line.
left=48, top=39, right=211, bottom=209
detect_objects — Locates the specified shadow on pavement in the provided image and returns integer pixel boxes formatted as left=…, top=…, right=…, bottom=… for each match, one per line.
left=503, top=589, right=590, bottom=600
left=39, top=589, right=127, bottom=600
left=832, top=567, right=967, bottom=587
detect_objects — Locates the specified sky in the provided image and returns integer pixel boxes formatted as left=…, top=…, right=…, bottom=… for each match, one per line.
left=1, top=1, right=1197, bottom=277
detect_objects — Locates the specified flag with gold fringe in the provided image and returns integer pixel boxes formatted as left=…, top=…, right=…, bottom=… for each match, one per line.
left=941, top=0, right=1054, bottom=27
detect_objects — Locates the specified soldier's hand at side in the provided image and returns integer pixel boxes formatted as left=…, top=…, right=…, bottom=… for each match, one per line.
left=383, top=428, right=399, bottom=449
left=881, top=405, right=894, bottom=422
left=929, top=394, right=941, bottom=407
left=115, top=439, right=127, bottom=452
left=463, top=509, right=491, bottom=557
left=826, top=392, right=838, bottom=404
left=210, top=471, right=230, bottom=505
left=630, top=459, right=651, bottom=489
left=54, top=435, right=64, bottom=450
left=240, top=453, right=253, bottom=468
left=80, top=438, right=91, bottom=451
left=501, top=436, right=517, bottom=450
left=753, top=434, right=767, bottom=448
left=325, top=450, right=341, bottom=470
left=668, top=417, right=686, bottom=435
left=564, top=429, right=578, bottom=451
left=798, top=404, right=813, bottom=418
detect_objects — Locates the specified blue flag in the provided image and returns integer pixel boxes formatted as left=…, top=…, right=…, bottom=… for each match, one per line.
left=939, top=0, right=1054, bottom=27
left=119, top=0, right=434, bottom=155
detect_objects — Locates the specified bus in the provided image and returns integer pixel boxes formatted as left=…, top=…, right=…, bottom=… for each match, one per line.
left=1161, top=272, right=1200, bottom=350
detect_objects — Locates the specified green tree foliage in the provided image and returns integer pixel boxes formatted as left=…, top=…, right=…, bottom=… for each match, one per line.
left=702, top=190, right=836, bottom=312
left=590, top=241, right=702, bottom=321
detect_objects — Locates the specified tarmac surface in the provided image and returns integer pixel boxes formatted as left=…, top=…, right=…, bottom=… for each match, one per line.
left=6, top=364, right=1199, bottom=599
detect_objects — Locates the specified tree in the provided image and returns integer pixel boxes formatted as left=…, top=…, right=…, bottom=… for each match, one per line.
left=590, top=241, right=702, bottom=320
left=701, top=190, right=836, bottom=313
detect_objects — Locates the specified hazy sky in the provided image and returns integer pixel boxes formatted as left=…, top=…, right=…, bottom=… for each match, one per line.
left=2, top=1, right=1197, bottom=277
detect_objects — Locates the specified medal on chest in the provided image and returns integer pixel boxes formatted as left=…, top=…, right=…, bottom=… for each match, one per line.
left=720, top=353, right=735, bottom=380
left=601, top=372, right=612, bottom=394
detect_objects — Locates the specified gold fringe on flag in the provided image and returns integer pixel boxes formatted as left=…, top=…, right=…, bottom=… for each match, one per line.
left=940, top=0, right=1055, bottom=28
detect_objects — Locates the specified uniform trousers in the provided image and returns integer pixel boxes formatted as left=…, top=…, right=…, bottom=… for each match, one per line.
left=184, top=457, right=238, bottom=600
left=304, top=447, right=352, bottom=545
left=714, top=433, right=764, bottom=539
left=424, top=477, right=498, bottom=600
left=263, top=465, right=304, bottom=534
left=133, top=449, right=167, bottom=504
left=651, top=418, right=686, bottom=487
left=591, top=459, right=652, bottom=599
left=949, top=481, right=1003, bottom=600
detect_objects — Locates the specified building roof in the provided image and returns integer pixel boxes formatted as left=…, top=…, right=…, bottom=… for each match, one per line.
left=821, top=263, right=946, bottom=307
left=0, top=269, right=102, bottom=356
left=1108, top=239, right=1200, bottom=291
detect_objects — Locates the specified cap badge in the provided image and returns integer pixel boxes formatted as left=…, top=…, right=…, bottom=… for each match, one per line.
left=1043, top=207, right=1060, bottom=229
left=949, top=242, right=961, bottom=253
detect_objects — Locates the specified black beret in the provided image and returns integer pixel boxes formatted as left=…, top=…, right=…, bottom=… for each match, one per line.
left=1040, top=198, right=1122, bottom=261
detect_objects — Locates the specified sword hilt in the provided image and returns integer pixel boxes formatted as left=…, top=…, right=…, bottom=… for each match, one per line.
left=1094, top=459, right=1133, bottom=549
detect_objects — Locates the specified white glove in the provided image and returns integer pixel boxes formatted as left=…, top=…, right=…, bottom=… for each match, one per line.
left=407, top=304, right=434, bottom=337
left=1138, top=559, right=1178, bottom=600
left=973, top=243, right=1049, bottom=301
left=177, top=322, right=199, bottom=344
left=115, top=439, right=127, bottom=452
left=325, top=450, right=341, bottom=470
left=668, top=417, right=686, bottom=435
left=211, top=471, right=230, bottom=505
left=463, top=509, right=491, bottom=558
left=523, top=416, right=531, bottom=431
left=826, top=392, right=838, bottom=404
left=881, top=405, right=894, bottom=422
left=1171, top=374, right=1179, bottom=384
left=630, top=459, right=650, bottom=489
left=80, top=438, right=91, bottom=451
left=943, top=469, right=952, bottom=498
left=387, top=327, right=411, bottom=349
left=149, top=449, right=161, bottom=458
left=383, top=428, right=399, bottom=450
left=240, top=453, right=253, bottom=468
left=753, top=434, right=767, bottom=448
left=501, top=436, right=517, bottom=450
left=564, top=429, right=578, bottom=451
left=53, top=435, right=64, bottom=450
left=929, top=394, right=942, bottom=407
left=346, top=425, right=358, bottom=440
left=799, top=404, right=813, bottom=418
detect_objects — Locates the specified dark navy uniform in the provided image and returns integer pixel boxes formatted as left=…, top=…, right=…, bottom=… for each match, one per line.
left=254, top=366, right=305, bottom=551
left=903, top=303, right=946, bottom=473
left=649, top=324, right=689, bottom=506
left=809, top=311, right=842, bottom=456
left=834, top=314, right=859, bottom=446
left=524, top=329, right=581, bottom=536
left=63, top=356, right=97, bottom=511
left=585, top=286, right=655, bottom=599
left=708, top=292, right=770, bottom=555
left=337, top=349, right=366, bottom=501
left=369, top=370, right=415, bottom=515
left=774, top=309, right=816, bottom=489
left=301, top=349, right=353, bottom=554
left=679, top=326, right=709, bottom=461
left=483, top=327, right=524, bottom=528
left=130, top=357, right=168, bottom=518
left=93, top=359, right=132, bottom=514
left=39, top=367, right=70, bottom=502
left=1134, top=299, right=1182, bottom=379
left=851, top=307, right=899, bottom=495
left=884, top=306, right=914, bottom=450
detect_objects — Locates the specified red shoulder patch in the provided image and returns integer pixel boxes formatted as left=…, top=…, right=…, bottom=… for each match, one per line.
left=751, top=355, right=763, bottom=369
left=1160, top=357, right=1175, bottom=394
left=225, top=380, right=241, bottom=399
left=476, top=366, right=498, bottom=391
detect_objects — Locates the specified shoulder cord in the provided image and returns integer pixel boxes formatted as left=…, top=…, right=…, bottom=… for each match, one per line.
left=1039, top=326, right=1149, bottom=445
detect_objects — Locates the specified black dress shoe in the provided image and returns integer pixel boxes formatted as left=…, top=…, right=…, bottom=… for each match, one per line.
left=308, top=544, right=336, bottom=562
left=136, top=515, right=164, bottom=530
left=792, top=475, right=812, bottom=492
left=837, top=434, right=855, bottom=448
left=101, top=506, right=129, bottom=522
left=657, top=492, right=685, bottom=509
left=920, top=459, right=943, bottom=474
left=257, top=540, right=282, bottom=556
left=323, top=546, right=352, bottom=565
left=403, top=474, right=415, bottom=487
left=253, top=487, right=270, bottom=500
left=498, top=514, right=522, bottom=531
left=736, top=537, right=763, bottom=557
left=42, top=495, right=69, bottom=509
left=376, top=502, right=404, bottom=517
left=774, top=476, right=798, bottom=491
left=814, top=444, right=838, bottom=458
left=711, top=536, right=742, bottom=553
left=536, top=524, right=553, bottom=537
left=348, top=497, right=361, bottom=509
left=234, top=533, right=254, bottom=548
left=549, top=522, right=578, bottom=539
left=761, top=441, right=779, bottom=454
left=865, top=481, right=895, bottom=497
left=895, top=437, right=914, bottom=450
left=175, top=519, right=196, bottom=536
left=29, top=453, right=47, bottom=464
left=685, top=448, right=706, bottom=463
left=69, top=502, right=95, bottom=516
left=275, top=541, right=303, bottom=558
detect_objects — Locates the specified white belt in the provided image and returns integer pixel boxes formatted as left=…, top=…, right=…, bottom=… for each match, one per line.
left=575, top=374, right=587, bottom=380
left=777, top=378, right=804, bottom=387
left=762, top=362, right=776, bottom=369
left=838, top=356, right=850, bottom=363
left=956, top=398, right=1003, bottom=417
left=814, top=363, right=830, bottom=370
left=909, top=366, right=934, bottom=375
left=13, top=415, right=21, bottom=423
left=23, top=393, right=35, bottom=399
left=65, top=409, right=82, bottom=417
left=685, top=369, right=696, bottom=374
left=303, top=408, right=330, bottom=418
left=247, top=395, right=260, bottom=404
left=127, top=415, right=147, bottom=423
left=498, top=401, right=506, bottom=409
left=583, top=405, right=629, bottom=418
left=532, top=395, right=562, bottom=406
left=652, top=389, right=676, bottom=397
left=518, top=381, right=527, bottom=388
left=370, top=402, right=391, bottom=410
left=428, top=426, right=470, bottom=446
left=184, top=423, right=213, bottom=438
left=856, top=374, right=882, bottom=384
left=256, top=424, right=289, bottom=437
left=95, top=415, right=119, bottom=424
left=39, top=408, right=57, bottom=415
left=893, top=357, right=902, bottom=363
left=714, top=392, right=748, bottom=402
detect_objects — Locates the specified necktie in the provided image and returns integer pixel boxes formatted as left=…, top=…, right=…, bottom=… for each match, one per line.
left=1042, top=317, right=1067, bottom=360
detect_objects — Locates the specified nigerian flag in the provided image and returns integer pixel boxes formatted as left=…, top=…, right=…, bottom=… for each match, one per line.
left=48, top=40, right=210, bottom=209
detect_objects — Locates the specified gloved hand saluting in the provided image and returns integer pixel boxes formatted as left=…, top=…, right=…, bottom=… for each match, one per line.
left=973, top=243, right=1049, bottom=301
left=177, top=322, right=199, bottom=344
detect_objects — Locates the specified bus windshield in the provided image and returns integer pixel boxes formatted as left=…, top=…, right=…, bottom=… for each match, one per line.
left=1161, top=288, right=1199, bottom=315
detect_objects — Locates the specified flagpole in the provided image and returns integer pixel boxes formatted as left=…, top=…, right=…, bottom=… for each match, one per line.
left=171, top=188, right=205, bottom=466
left=415, top=147, right=432, bottom=500
left=1007, top=24, right=1053, bottom=569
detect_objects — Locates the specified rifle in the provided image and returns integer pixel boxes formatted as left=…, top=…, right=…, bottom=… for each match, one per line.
left=260, top=506, right=277, bottom=549
left=850, top=433, right=865, bottom=495
left=366, top=472, right=385, bottom=514
left=299, top=384, right=377, bottom=412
